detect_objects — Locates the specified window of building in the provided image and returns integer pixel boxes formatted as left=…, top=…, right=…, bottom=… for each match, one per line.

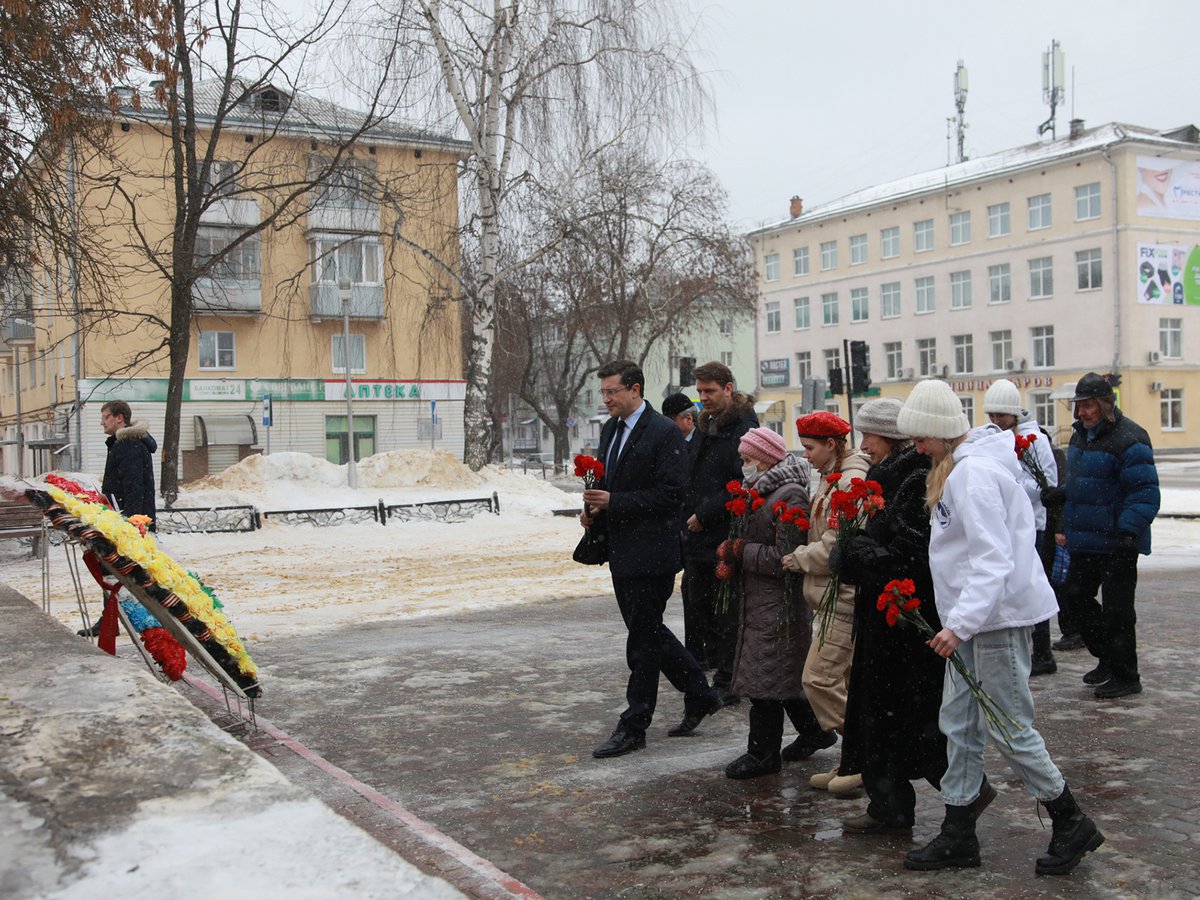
left=881, top=226, right=900, bottom=259
left=1032, top=391, right=1056, bottom=433
left=914, top=219, right=934, bottom=252
left=849, top=234, right=867, bottom=265
left=1029, top=256, right=1053, bottom=298
left=949, top=211, right=971, bottom=245
left=720, top=350, right=733, bottom=367
left=793, top=246, right=809, bottom=276
left=950, top=270, right=972, bottom=309
left=959, top=395, right=975, bottom=427
left=198, top=330, right=235, bottom=369
left=204, top=159, right=239, bottom=198
left=719, top=317, right=733, bottom=336
left=332, top=333, right=366, bottom=374
left=1028, top=192, right=1052, bottom=230
left=311, top=157, right=376, bottom=209
left=196, top=227, right=261, bottom=280
left=765, top=300, right=781, bottom=333
left=915, top=275, right=935, bottom=313
left=1076, top=248, right=1102, bottom=290
left=987, top=202, right=1010, bottom=238
left=795, top=350, right=812, bottom=381
left=325, top=414, right=375, bottom=465
left=1075, top=182, right=1101, bottom=220
left=794, top=296, right=810, bottom=329
left=952, top=334, right=974, bottom=374
left=1161, top=388, right=1184, bottom=430
left=990, top=329, right=1013, bottom=371
left=850, top=287, right=869, bottom=322
left=988, top=263, right=1011, bottom=304
left=824, top=347, right=841, bottom=374
left=763, top=253, right=780, bottom=281
left=1031, top=325, right=1055, bottom=368
left=917, top=338, right=937, bottom=376
left=1160, top=318, right=1183, bottom=358
left=820, top=240, right=838, bottom=271
left=884, top=341, right=902, bottom=379
left=880, top=281, right=901, bottom=318
left=822, top=291, right=839, bottom=325
left=310, top=236, right=382, bottom=285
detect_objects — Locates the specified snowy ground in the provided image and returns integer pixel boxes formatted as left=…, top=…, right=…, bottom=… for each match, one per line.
left=3, top=450, right=1200, bottom=647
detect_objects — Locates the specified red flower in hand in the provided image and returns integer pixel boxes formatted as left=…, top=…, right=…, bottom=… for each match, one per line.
left=715, top=561, right=734, bottom=581
left=826, top=471, right=842, bottom=485
left=726, top=480, right=746, bottom=496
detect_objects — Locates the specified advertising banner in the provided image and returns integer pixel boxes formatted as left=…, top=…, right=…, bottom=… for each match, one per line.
left=1137, top=243, right=1200, bottom=305
left=759, top=358, right=790, bottom=388
left=1136, top=156, right=1200, bottom=221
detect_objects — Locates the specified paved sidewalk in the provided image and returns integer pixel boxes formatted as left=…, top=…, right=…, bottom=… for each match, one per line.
left=214, top=564, right=1200, bottom=898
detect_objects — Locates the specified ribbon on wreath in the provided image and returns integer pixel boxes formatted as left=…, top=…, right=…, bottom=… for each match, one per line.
left=82, top=550, right=124, bottom=655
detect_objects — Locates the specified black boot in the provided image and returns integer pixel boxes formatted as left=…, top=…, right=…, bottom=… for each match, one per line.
left=904, top=804, right=981, bottom=870
left=1035, top=786, right=1104, bottom=875
left=1031, top=630, right=1058, bottom=676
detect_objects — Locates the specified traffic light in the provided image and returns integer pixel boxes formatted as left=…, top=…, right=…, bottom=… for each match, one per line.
left=850, top=340, right=871, bottom=394
left=679, top=356, right=696, bottom=387
left=828, top=366, right=844, bottom=395
left=1104, top=372, right=1122, bottom=388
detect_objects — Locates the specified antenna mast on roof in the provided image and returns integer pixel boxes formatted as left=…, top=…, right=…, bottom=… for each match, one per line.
left=953, top=60, right=969, bottom=163
left=1038, top=39, right=1065, bottom=139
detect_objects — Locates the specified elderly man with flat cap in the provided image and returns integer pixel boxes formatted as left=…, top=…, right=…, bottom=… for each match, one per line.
left=1041, top=373, right=1159, bottom=699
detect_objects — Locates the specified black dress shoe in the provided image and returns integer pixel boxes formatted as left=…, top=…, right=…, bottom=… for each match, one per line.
left=667, top=693, right=724, bottom=737
left=77, top=621, right=102, bottom=637
left=725, top=751, right=781, bottom=779
left=593, top=729, right=646, bottom=758
left=1094, top=677, right=1142, bottom=699
left=1052, top=633, right=1085, bottom=651
left=781, top=729, right=837, bottom=762
left=1082, top=662, right=1111, bottom=685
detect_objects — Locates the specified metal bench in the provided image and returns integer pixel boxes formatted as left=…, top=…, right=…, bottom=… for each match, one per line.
left=0, top=499, right=47, bottom=557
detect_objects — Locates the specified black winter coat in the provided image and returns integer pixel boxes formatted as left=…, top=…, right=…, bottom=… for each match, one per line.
left=838, top=445, right=946, bottom=781
left=593, top=403, right=688, bottom=578
left=682, top=393, right=758, bottom=562
left=102, top=421, right=158, bottom=526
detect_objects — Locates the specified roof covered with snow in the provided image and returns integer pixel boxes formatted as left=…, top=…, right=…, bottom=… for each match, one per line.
left=114, top=79, right=471, bottom=155
left=748, top=122, right=1200, bottom=238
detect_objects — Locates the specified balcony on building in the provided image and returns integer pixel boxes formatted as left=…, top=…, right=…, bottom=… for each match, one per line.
left=199, top=196, right=261, bottom=228
left=193, top=277, right=263, bottom=314
left=0, top=313, right=35, bottom=357
left=308, top=281, right=384, bottom=319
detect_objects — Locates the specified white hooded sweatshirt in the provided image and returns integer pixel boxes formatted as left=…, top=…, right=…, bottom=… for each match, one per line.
left=929, top=425, right=1058, bottom=641
left=1013, top=414, right=1058, bottom=531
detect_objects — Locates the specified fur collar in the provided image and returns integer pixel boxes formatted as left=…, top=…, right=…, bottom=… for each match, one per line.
left=114, top=420, right=150, bottom=442
left=698, top=391, right=757, bottom=434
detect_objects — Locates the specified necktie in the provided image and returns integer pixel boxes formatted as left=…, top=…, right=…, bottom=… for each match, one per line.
left=607, top=419, right=626, bottom=475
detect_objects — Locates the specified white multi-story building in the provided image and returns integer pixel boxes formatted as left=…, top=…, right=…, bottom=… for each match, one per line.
left=747, top=121, right=1200, bottom=450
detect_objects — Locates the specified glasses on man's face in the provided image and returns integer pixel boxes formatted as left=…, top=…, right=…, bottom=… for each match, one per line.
left=600, top=386, right=630, bottom=398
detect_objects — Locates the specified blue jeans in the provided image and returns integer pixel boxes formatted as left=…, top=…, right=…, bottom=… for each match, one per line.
left=939, top=627, right=1066, bottom=806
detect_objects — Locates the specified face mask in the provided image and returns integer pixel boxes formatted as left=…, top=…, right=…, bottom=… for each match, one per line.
left=742, top=462, right=761, bottom=482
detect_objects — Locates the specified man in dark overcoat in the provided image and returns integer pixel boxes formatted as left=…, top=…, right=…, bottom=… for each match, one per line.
left=582, top=360, right=724, bottom=758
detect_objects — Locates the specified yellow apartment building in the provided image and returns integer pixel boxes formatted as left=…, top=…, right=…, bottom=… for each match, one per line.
left=747, top=121, right=1200, bottom=450
left=0, top=81, right=470, bottom=480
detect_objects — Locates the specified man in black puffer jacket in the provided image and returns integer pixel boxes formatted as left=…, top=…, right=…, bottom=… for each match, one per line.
left=682, top=361, right=759, bottom=698
left=100, top=399, right=158, bottom=526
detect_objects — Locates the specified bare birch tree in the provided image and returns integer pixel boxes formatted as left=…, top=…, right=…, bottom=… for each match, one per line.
left=355, top=0, right=706, bottom=468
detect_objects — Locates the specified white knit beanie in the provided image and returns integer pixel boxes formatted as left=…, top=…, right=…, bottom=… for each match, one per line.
left=897, top=380, right=970, bottom=440
left=983, top=379, right=1022, bottom=416
left=855, top=398, right=906, bottom=440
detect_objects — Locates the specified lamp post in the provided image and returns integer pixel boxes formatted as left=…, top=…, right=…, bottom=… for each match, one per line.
left=339, top=277, right=357, bottom=489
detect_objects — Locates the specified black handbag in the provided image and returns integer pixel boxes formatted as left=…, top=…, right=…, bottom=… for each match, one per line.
left=572, top=526, right=609, bottom=565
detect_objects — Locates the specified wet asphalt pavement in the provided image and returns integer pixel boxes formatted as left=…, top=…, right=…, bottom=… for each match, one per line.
left=190, top=565, right=1200, bottom=899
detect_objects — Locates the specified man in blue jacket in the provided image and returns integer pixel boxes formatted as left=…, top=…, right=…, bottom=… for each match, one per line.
left=581, top=360, right=724, bottom=758
left=1043, top=373, right=1159, bottom=699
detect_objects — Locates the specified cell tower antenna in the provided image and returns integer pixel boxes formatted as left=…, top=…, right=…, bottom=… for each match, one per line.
left=953, top=60, right=969, bottom=163
left=1038, top=39, right=1065, bottom=139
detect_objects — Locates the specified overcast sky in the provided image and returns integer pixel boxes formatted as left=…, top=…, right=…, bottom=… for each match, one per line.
left=683, top=0, right=1200, bottom=231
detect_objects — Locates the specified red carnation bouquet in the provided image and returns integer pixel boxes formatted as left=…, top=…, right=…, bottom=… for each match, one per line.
left=876, top=579, right=1019, bottom=748
left=573, top=454, right=605, bottom=488
left=1013, top=432, right=1049, bottom=491
left=771, top=499, right=811, bottom=643
left=714, top=480, right=764, bottom=613
left=815, top=473, right=884, bottom=646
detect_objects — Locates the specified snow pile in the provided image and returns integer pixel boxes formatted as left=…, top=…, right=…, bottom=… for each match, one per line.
left=357, top=449, right=487, bottom=489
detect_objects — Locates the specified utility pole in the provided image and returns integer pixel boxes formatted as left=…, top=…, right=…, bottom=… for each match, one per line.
left=339, top=278, right=357, bottom=489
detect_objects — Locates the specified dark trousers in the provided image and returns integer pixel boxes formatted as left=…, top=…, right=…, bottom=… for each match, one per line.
left=683, top=559, right=739, bottom=689
left=612, top=573, right=714, bottom=734
left=748, top=697, right=823, bottom=758
left=1065, top=551, right=1140, bottom=681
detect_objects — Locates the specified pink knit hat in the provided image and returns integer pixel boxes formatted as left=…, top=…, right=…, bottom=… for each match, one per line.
left=739, top=427, right=788, bottom=466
